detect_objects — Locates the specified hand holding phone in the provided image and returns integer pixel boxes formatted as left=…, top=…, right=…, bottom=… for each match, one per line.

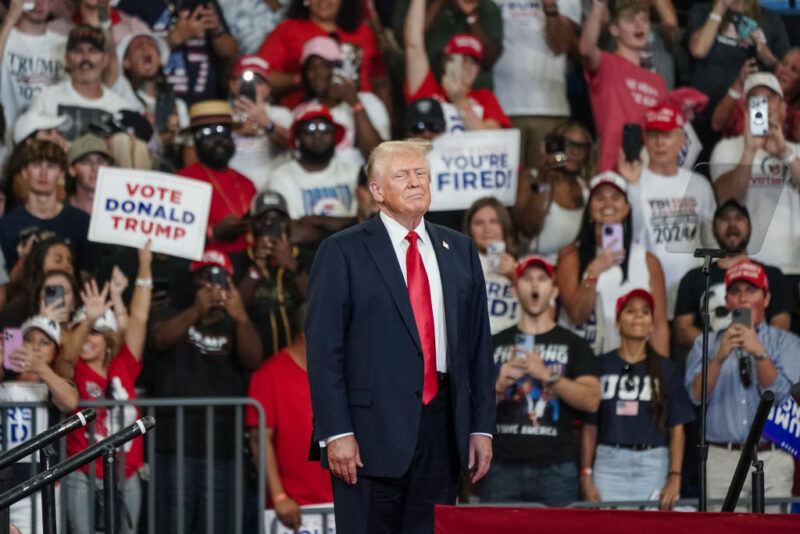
left=731, top=307, right=752, bottom=329
left=622, top=124, right=642, bottom=162
left=3, top=328, right=24, bottom=372
left=601, top=223, right=625, bottom=265
left=748, top=96, right=768, bottom=137
left=544, top=134, right=567, bottom=169
left=514, top=333, right=535, bottom=359
left=486, top=241, right=506, bottom=273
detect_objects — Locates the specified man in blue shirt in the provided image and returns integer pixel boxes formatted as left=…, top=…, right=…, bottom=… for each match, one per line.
left=685, top=261, right=800, bottom=510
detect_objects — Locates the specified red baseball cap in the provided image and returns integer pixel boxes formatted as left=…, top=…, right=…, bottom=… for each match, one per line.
left=289, top=103, right=345, bottom=149
left=444, top=34, right=483, bottom=62
left=725, top=261, right=768, bottom=291
left=616, top=288, right=655, bottom=318
left=515, top=255, right=554, bottom=281
left=232, top=55, right=271, bottom=81
left=190, top=248, right=233, bottom=276
left=645, top=104, right=685, bottom=131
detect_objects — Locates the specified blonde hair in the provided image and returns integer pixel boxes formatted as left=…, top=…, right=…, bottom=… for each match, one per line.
left=366, top=139, right=432, bottom=184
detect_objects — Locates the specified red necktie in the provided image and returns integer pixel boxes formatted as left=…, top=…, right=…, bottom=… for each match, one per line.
left=405, top=231, right=438, bottom=404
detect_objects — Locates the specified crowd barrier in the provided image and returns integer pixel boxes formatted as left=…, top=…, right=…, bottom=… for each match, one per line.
left=0, top=398, right=266, bottom=534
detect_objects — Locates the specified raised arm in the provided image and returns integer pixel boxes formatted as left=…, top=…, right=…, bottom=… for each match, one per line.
left=225, top=279, right=263, bottom=370
left=404, top=0, right=431, bottom=96
left=0, top=0, right=24, bottom=68
left=687, top=0, right=728, bottom=59
left=542, top=0, right=578, bottom=56
left=646, top=252, right=670, bottom=356
left=124, top=243, right=153, bottom=361
left=578, top=0, right=606, bottom=72
left=55, top=281, right=111, bottom=381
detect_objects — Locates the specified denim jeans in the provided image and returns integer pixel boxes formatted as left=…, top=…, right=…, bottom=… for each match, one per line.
left=593, top=445, right=669, bottom=502
left=155, top=453, right=236, bottom=534
left=62, top=470, right=141, bottom=534
left=478, top=461, right=578, bottom=507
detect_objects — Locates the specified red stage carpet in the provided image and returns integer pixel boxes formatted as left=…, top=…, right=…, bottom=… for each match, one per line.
left=434, top=505, right=800, bottom=533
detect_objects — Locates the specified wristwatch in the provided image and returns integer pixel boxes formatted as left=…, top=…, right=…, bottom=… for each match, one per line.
left=754, top=350, right=769, bottom=361
left=546, top=369, right=561, bottom=387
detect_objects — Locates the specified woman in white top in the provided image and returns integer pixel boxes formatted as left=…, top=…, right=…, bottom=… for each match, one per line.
left=464, top=197, right=519, bottom=334
left=513, top=121, right=595, bottom=263
left=556, top=171, right=669, bottom=356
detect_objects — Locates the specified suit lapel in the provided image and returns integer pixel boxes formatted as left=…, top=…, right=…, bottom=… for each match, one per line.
left=426, top=223, right=458, bottom=362
left=362, top=216, right=423, bottom=352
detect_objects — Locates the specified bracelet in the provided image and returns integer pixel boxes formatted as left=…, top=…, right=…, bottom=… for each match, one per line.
left=668, top=471, right=681, bottom=478
left=709, top=12, right=722, bottom=23
left=581, top=467, right=593, bottom=476
left=135, top=278, right=153, bottom=289
left=727, top=88, right=742, bottom=100
left=352, top=101, right=365, bottom=113
left=272, top=492, right=289, bottom=503
left=466, top=14, right=478, bottom=24
left=583, top=276, right=598, bottom=287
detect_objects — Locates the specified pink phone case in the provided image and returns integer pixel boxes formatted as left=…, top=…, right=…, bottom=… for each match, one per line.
left=3, top=328, right=23, bottom=372
left=601, top=223, right=624, bottom=263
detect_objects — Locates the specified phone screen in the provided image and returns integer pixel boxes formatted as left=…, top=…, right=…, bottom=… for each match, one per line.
left=622, top=124, right=642, bottom=162
left=3, top=328, right=24, bottom=372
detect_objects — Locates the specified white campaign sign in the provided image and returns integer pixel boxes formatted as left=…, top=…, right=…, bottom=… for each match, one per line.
left=88, top=167, right=212, bottom=261
left=679, top=122, right=702, bottom=171
left=264, top=503, right=336, bottom=534
left=428, top=129, right=520, bottom=212
left=0, top=383, right=48, bottom=462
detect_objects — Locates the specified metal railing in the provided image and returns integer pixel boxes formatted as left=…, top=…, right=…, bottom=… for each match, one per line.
left=0, top=398, right=266, bottom=534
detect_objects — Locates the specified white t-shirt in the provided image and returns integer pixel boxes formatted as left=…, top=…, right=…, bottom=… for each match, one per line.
left=0, top=28, right=67, bottom=127
left=267, top=155, right=360, bottom=218
left=491, top=0, right=581, bottom=116
left=629, top=166, right=717, bottom=319
left=229, top=104, right=294, bottom=191
left=479, top=253, right=520, bottom=334
left=528, top=182, right=588, bottom=263
left=317, top=92, right=390, bottom=166
left=710, top=136, right=800, bottom=275
left=28, top=79, right=134, bottom=141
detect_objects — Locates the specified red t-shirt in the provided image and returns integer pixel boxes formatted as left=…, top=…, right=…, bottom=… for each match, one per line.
left=258, top=19, right=386, bottom=108
left=586, top=51, right=668, bottom=172
left=177, top=163, right=256, bottom=253
left=245, top=349, right=332, bottom=507
left=405, top=70, right=511, bottom=128
left=66, top=344, right=143, bottom=479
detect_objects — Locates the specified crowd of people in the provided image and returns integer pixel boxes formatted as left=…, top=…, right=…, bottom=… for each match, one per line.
left=0, top=0, right=799, bottom=531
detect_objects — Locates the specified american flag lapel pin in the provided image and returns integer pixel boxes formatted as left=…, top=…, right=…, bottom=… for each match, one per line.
left=442, top=241, right=450, bottom=250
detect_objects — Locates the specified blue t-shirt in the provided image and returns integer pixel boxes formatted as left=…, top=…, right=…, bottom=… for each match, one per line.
left=0, top=205, right=94, bottom=272
left=587, top=350, right=695, bottom=447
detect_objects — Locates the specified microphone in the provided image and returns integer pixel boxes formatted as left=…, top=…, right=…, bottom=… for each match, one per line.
left=0, top=408, right=96, bottom=470
left=694, top=248, right=727, bottom=259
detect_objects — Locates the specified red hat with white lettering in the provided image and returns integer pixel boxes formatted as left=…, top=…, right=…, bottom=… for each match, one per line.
left=515, top=255, right=554, bottom=281
left=232, top=54, right=271, bottom=81
left=616, top=288, right=655, bottom=318
left=190, top=248, right=233, bottom=276
left=725, top=261, right=768, bottom=291
left=444, top=34, right=483, bottom=62
left=289, top=103, right=345, bottom=149
left=645, top=104, right=685, bottom=131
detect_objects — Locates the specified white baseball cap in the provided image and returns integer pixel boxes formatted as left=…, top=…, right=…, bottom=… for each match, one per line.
left=21, top=315, right=61, bottom=345
left=13, top=111, right=70, bottom=144
left=589, top=170, right=628, bottom=195
left=744, top=72, right=783, bottom=98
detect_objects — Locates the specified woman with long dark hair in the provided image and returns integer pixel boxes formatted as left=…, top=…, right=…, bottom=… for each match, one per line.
left=580, top=289, right=694, bottom=509
left=556, top=172, right=669, bottom=355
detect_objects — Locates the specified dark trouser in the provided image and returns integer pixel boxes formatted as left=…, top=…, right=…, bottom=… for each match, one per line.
left=331, top=383, right=460, bottom=534
left=478, top=461, right=578, bottom=507
left=155, top=453, right=235, bottom=534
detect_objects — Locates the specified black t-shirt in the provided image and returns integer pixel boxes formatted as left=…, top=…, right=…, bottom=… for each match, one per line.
left=491, top=325, right=599, bottom=466
left=0, top=205, right=95, bottom=272
left=585, top=350, right=695, bottom=447
left=151, top=310, right=249, bottom=458
left=674, top=261, right=794, bottom=332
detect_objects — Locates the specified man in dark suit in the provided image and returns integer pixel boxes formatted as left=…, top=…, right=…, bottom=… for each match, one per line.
left=306, top=139, right=495, bottom=533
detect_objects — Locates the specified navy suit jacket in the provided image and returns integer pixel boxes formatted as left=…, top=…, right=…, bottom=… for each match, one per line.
left=305, top=214, right=495, bottom=478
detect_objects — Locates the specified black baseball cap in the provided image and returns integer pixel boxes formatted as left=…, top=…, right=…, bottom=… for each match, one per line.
left=250, top=190, right=289, bottom=218
left=67, top=24, right=106, bottom=51
left=404, top=98, right=445, bottom=134
left=714, top=198, right=750, bottom=222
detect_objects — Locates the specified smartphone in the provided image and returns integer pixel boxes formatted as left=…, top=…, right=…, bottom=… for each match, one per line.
left=749, top=96, right=768, bottom=136
left=44, top=285, right=65, bottom=309
left=601, top=223, right=624, bottom=264
left=544, top=134, right=567, bottom=168
left=253, top=217, right=283, bottom=239
left=731, top=307, right=752, bottom=328
left=444, top=54, right=464, bottom=87
left=733, top=13, right=759, bottom=40
left=622, top=124, right=643, bottom=162
left=239, top=73, right=257, bottom=102
left=208, top=266, right=228, bottom=289
left=486, top=240, right=505, bottom=273
left=514, top=333, right=534, bottom=359
left=3, top=328, right=23, bottom=372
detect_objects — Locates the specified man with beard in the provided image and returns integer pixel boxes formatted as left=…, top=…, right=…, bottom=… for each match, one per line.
left=673, top=199, right=795, bottom=349
left=484, top=255, right=599, bottom=506
left=178, top=100, right=256, bottom=253
left=268, top=103, right=360, bottom=219
left=27, top=24, right=133, bottom=142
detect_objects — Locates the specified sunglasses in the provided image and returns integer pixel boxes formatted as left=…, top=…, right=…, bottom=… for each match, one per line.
left=409, top=121, right=445, bottom=135
left=194, top=124, right=231, bottom=140
left=621, top=363, right=636, bottom=391
left=739, top=355, right=752, bottom=388
left=565, top=139, right=592, bottom=151
left=299, top=121, right=334, bottom=135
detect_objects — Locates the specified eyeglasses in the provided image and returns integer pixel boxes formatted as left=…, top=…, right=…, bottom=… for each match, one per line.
left=621, top=363, right=636, bottom=391
left=410, top=121, right=445, bottom=135
left=194, top=124, right=231, bottom=140
left=739, top=355, right=752, bottom=388
left=565, top=139, right=592, bottom=151
left=299, top=121, right=334, bottom=135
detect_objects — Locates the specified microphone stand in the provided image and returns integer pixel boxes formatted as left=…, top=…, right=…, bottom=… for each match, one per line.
left=694, top=248, right=726, bottom=512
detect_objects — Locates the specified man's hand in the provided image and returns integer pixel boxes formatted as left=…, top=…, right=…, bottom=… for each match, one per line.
left=213, top=215, right=250, bottom=242
left=170, top=6, right=206, bottom=46
left=6, top=0, right=26, bottom=25
left=737, top=323, right=765, bottom=357
left=495, top=359, right=527, bottom=394
left=200, top=4, right=222, bottom=33
left=328, top=78, right=360, bottom=106
left=193, top=283, right=220, bottom=317
left=327, top=434, right=364, bottom=484
left=224, top=278, right=249, bottom=323
left=764, top=104, right=789, bottom=157
left=266, top=233, right=297, bottom=271
left=274, top=497, right=302, bottom=530
left=234, top=96, right=270, bottom=129
left=617, top=148, right=643, bottom=185
left=714, top=324, right=744, bottom=363
left=516, top=348, right=549, bottom=382
left=468, top=434, right=492, bottom=483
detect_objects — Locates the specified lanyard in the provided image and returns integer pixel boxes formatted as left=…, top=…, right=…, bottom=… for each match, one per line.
left=202, top=166, right=249, bottom=216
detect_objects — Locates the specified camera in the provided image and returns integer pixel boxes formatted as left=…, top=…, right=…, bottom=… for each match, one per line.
left=544, top=134, right=567, bottom=168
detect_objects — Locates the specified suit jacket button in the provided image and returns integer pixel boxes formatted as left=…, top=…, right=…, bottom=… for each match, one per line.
left=413, top=391, right=421, bottom=398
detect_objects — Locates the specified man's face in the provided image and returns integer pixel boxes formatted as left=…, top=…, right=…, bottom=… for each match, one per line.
left=610, top=10, right=650, bottom=51
left=194, top=123, right=235, bottom=170
left=22, top=0, right=52, bottom=24
left=368, top=149, right=431, bottom=222
left=726, top=280, right=770, bottom=326
left=304, top=56, right=333, bottom=97
left=296, top=118, right=336, bottom=164
left=645, top=128, right=684, bottom=167
left=514, top=266, right=556, bottom=319
left=70, top=153, right=110, bottom=193
left=123, top=35, right=162, bottom=79
left=713, top=206, right=751, bottom=253
left=66, top=43, right=108, bottom=85
left=25, top=160, right=63, bottom=196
